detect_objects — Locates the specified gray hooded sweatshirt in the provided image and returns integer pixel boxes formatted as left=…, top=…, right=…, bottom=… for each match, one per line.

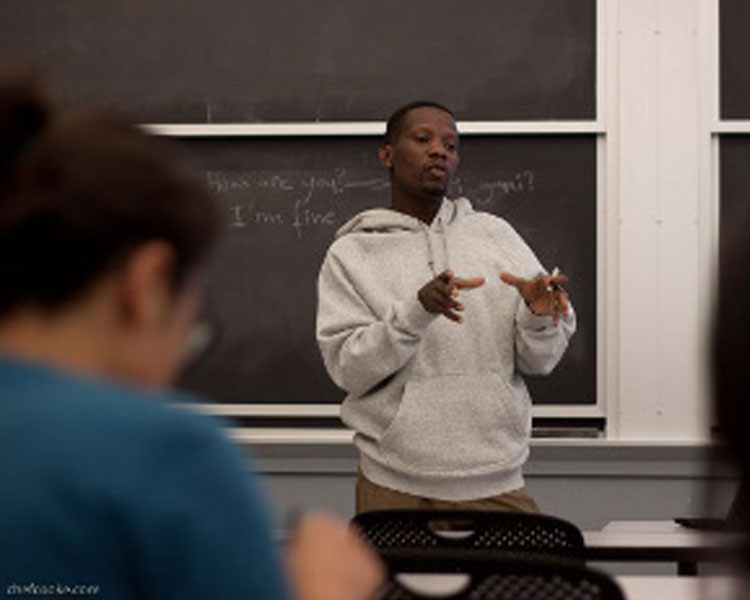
left=316, top=197, right=575, bottom=501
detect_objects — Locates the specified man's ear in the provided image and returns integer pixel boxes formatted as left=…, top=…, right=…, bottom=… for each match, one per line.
left=117, top=241, right=176, bottom=329
left=378, top=144, right=393, bottom=168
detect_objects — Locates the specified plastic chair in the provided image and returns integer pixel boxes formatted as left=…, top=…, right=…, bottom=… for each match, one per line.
left=374, top=553, right=625, bottom=600
left=352, top=509, right=585, bottom=561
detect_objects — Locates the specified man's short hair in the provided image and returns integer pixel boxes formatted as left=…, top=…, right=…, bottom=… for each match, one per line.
left=384, top=101, right=455, bottom=145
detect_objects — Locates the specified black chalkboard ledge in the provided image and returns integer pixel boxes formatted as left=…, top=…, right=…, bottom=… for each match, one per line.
left=144, top=121, right=605, bottom=137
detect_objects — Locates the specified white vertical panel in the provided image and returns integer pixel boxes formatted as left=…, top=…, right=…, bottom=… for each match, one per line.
left=697, top=0, right=721, bottom=434
left=601, top=0, right=623, bottom=437
left=653, top=0, right=705, bottom=438
left=616, top=0, right=661, bottom=436
left=615, top=0, right=708, bottom=438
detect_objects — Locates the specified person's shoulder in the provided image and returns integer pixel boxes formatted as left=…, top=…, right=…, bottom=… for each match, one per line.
left=22, top=361, right=227, bottom=455
left=326, top=229, right=359, bottom=258
left=454, top=199, right=521, bottom=238
left=330, top=208, right=420, bottom=246
left=0, top=358, right=239, bottom=503
left=88, top=378, right=228, bottom=453
left=323, top=208, right=417, bottom=270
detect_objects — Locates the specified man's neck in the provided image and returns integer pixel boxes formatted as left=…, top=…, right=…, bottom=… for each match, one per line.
left=391, top=190, right=443, bottom=225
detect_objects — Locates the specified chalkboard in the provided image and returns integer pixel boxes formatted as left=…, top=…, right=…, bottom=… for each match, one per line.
left=719, top=136, right=750, bottom=243
left=720, top=0, right=750, bottom=119
left=0, top=0, right=595, bottom=122
left=177, top=135, right=597, bottom=405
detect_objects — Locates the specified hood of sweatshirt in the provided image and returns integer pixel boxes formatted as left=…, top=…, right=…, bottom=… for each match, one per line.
left=333, top=198, right=475, bottom=277
left=334, top=197, right=474, bottom=238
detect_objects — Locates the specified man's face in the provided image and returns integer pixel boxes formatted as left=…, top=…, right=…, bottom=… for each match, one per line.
left=380, top=106, right=459, bottom=198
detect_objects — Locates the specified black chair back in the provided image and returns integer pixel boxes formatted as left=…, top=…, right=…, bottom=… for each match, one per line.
left=375, top=553, right=625, bottom=600
left=353, top=509, right=585, bottom=560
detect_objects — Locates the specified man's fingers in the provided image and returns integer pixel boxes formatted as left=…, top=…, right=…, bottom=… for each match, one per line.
left=427, top=288, right=463, bottom=314
left=549, top=291, right=569, bottom=327
left=550, top=273, right=569, bottom=288
left=433, top=289, right=464, bottom=322
left=442, top=308, right=464, bottom=323
left=437, top=292, right=463, bottom=312
left=427, top=271, right=484, bottom=321
left=501, top=271, right=567, bottom=291
left=437, top=269, right=454, bottom=284
left=431, top=285, right=460, bottom=306
left=499, top=272, right=523, bottom=288
left=435, top=278, right=456, bottom=298
left=453, top=276, right=485, bottom=290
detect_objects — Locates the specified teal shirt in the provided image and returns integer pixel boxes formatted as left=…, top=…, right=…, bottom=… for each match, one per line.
left=0, top=356, right=291, bottom=600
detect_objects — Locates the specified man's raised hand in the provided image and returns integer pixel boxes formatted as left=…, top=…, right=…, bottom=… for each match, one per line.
left=500, top=270, right=570, bottom=326
left=418, top=269, right=485, bottom=323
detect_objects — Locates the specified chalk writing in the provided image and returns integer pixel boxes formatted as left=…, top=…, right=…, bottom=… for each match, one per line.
left=229, top=204, right=246, bottom=228
left=206, top=169, right=389, bottom=197
left=292, top=196, right=336, bottom=238
left=228, top=202, right=285, bottom=229
left=473, top=170, right=536, bottom=205
left=207, top=169, right=386, bottom=238
left=206, top=168, right=538, bottom=238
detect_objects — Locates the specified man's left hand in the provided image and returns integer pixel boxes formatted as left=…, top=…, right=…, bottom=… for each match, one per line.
left=500, top=271, right=570, bottom=326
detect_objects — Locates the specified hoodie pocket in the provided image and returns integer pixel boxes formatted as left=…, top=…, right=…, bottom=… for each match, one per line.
left=379, top=373, right=530, bottom=475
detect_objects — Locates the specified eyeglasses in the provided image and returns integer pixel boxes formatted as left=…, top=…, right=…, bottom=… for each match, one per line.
left=180, top=287, right=222, bottom=370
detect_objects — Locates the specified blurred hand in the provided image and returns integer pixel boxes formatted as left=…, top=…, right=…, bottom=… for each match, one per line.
left=418, top=269, right=485, bottom=323
left=500, top=270, right=570, bottom=326
left=285, top=512, right=385, bottom=600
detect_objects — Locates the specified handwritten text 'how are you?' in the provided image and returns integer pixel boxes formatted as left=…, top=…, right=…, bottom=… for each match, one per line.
left=205, top=168, right=538, bottom=239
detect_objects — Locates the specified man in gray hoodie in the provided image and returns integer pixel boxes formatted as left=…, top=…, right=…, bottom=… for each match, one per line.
left=316, top=101, right=575, bottom=514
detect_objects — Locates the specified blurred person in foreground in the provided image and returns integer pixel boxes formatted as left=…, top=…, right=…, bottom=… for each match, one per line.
left=0, top=70, right=382, bottom=600
left=712, top=210, right=750, bottom=594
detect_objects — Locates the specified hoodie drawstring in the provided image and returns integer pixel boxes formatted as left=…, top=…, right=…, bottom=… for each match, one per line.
left=424, top=216, right=451, bottom=277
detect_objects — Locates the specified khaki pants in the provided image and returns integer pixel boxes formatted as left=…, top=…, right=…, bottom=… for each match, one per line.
left=355, top=470, right=539, bottom=515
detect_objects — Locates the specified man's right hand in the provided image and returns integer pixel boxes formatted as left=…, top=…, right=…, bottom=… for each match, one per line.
left=418, top=269, right=485, bottom=323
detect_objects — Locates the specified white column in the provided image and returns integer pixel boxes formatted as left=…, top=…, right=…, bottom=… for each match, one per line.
left=614, top=0, right=708, bottom=439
